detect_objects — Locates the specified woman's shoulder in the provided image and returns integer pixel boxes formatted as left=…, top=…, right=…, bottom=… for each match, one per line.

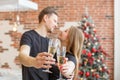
left=66, top=52, right=74, bottom=56
left=66, top=52, right=76, bottom=64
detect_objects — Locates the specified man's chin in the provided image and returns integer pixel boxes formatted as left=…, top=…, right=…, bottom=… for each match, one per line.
left=47, top=30, right=52, bottom=33
left=47, top=33, right=58, bottom=39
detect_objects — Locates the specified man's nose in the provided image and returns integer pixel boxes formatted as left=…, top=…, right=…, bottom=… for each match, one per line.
left=55, top=22, right=59, bottom=28
left=55, top=24, right=58, bottom=28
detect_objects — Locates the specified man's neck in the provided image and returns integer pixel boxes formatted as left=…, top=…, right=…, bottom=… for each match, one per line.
left=35, top=24, right=47, bottom=37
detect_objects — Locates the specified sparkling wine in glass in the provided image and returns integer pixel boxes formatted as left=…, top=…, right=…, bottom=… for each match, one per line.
left=57, top=46, right=66, bottom=80
left=43, top=38, right=58, bottom=73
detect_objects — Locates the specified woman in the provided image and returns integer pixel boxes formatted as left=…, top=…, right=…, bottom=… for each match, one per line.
left=50, top=26, right=84, bottom=80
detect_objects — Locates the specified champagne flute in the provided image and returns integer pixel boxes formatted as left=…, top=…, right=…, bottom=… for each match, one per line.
left=57, top=46, right=66, bottom=80
left=43, top=38, right=57, bottom=73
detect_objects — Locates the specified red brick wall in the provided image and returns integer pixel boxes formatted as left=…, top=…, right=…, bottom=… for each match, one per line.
left=0, top=0, right=114, bottom=80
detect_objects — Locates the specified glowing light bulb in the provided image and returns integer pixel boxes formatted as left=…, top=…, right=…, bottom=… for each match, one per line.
left=13, top=22, right=17, bottom=31
left=13, top=27, right=17, bottom=31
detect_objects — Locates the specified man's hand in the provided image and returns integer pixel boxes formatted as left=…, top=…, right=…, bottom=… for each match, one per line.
left=34, top=52, right=55, bottom=69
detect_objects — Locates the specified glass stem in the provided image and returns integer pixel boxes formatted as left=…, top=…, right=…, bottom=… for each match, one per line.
left=59, top=72, right=62, bottom=79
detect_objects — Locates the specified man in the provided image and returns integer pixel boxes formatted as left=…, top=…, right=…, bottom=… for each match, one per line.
left=19, top=6, right=58, bottom=80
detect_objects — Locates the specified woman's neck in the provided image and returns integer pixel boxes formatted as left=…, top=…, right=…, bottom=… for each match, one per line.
left=61, top=41, right=67, bottom=47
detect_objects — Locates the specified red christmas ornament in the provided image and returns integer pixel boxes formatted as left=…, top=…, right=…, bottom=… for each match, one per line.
left=92, top=73, right=95, bottom=77
left=101, top=58, right=105, bottom=63
left=99, top=46, right=102, bottom=49
left=102, top=67, right=106, bottom=72
left=85, top=72, right=90, bottom=77
left=84, top=32, right=89, bottom=38
left=83, top=26, right=86, bottom=30
left=79, top=71, right=84, bottom=75
left=88, top=58, right=94, bottom=65
left=93, top=28, right=97, bottom=33
left=92, top=57, right=95, bottom=61
left=87, top=52, right=92, bottom=57
left=87, top=22, right=91, bottom=26
left=95, top=74, right=100, bottom=78
left=92, top=47, right=97, bottom=53
left=95, top=36, right=100, bottom=42
left=82, top=49, right=86, bottom=54
left=85, top=15, right=89, bottom=18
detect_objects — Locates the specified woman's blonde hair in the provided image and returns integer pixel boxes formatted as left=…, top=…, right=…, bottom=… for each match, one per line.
left=67, top=26, right=84, bottom=80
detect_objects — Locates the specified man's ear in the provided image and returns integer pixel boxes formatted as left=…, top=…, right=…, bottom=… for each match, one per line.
left=43, top=15, right=48, bottom=22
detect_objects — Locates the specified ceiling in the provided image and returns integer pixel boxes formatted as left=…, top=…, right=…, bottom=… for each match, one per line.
left=0, top=0, right=38, bottom=12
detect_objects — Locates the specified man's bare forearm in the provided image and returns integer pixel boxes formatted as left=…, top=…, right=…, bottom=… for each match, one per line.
left=19, top=53, right=36, bottom=67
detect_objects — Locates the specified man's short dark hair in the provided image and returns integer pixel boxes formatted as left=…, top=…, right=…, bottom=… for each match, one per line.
left=38, top=6, right=58, bottom=23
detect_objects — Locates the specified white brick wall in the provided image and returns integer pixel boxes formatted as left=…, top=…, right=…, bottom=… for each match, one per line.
left=0, top=20, right=25, bottom=69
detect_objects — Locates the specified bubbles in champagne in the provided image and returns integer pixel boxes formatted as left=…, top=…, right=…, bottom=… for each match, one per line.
left=48, top=46, right=56, bottom=55
left=57, top=56, right=66, bottom=66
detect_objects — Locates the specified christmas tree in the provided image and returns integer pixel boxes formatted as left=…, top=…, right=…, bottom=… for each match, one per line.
left=78, top=15, right=110, bottom=80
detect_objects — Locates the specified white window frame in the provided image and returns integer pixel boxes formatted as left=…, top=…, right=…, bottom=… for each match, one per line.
left=114, top=0, right=120, bottom=80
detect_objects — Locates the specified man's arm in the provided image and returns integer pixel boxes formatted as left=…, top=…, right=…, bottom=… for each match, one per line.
left=19, top=45, right=55, bottom=69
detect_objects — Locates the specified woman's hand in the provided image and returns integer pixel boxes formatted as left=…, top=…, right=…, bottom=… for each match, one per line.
left=57, top=58, right=75, bottom=79
left=60, top=62, right=74, bottom=79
